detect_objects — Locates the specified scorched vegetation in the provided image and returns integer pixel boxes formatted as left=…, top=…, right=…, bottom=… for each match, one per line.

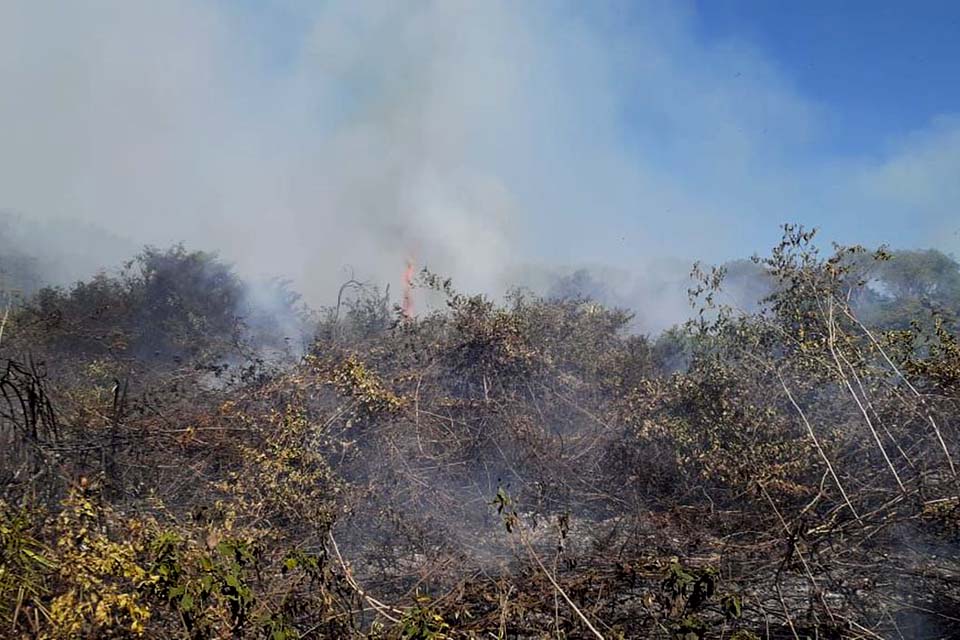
left=1, top=227, right=960, bottom=639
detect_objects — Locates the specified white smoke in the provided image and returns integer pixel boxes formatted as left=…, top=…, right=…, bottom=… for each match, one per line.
left=1, top=1, right=957, bottom=311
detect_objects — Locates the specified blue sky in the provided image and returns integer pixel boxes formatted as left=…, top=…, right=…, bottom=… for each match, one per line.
left=693, top=0, right=960, bottom=154
left=1, top=1, right=958, bottom=302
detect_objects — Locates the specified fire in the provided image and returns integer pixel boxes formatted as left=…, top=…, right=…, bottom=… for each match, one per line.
left=401, top=258, right=415, bottom=318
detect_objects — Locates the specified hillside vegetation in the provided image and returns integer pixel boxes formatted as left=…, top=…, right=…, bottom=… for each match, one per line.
left=1, top=227, right=960, bottom=639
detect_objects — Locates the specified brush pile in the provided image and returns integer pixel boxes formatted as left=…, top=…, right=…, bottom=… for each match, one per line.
left=2, top=228, right=960, bottom=639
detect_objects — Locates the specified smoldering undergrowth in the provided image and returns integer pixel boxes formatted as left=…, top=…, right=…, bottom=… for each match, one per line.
left=2, top=228, right=960, bottom=638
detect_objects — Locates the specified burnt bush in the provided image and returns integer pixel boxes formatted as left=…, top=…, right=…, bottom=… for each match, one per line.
left=2, top=229, right=960, bottom=638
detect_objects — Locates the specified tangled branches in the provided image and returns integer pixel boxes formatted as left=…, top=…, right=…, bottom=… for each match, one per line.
left=2, top=229, right=960, bottom=638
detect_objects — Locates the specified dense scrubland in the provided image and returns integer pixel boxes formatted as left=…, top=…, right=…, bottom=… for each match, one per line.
left=2, top=226, right=960, bottom=639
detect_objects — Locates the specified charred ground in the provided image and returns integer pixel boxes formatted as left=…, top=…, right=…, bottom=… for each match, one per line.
left=2, top=227, right=960, bottom=639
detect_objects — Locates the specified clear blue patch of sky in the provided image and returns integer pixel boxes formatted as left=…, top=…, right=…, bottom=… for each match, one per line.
left=691, top=0, right=960, bottom=156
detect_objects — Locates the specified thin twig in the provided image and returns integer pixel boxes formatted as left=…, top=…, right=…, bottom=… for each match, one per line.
left=515, top=524, right=605, bottom=639
left=328, top=532, right=403, bottom=624
left=777, top=371, right=862, bottom=524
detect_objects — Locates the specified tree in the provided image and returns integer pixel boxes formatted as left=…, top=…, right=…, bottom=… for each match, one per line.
left=861, top=249, right=960, bottom=330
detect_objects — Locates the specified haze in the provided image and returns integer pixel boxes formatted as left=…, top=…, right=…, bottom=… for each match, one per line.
left=2, top=0, right=958, bottom=307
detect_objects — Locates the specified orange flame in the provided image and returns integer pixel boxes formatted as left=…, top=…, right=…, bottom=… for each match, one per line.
left=401, top=258, right=415, bottom=318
